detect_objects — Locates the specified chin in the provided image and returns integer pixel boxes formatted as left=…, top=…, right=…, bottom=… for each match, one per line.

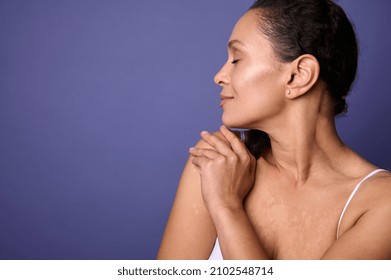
left=222, top=115, right=249, bottom=129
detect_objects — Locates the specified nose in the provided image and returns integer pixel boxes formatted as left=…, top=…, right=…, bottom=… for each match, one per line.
left=214, top=62, right=230, bottom=86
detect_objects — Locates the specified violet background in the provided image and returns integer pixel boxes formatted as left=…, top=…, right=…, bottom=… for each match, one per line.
left=0, top=0, right=390, bottom=259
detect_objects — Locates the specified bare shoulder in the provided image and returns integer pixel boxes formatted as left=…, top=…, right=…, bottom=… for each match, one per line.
left=158, top=130, right=242, bottom=259
left=343, top=169, right=391, bottom=210
left=322, top=170, right=391, bottom=259
left=348, top=169, right=391, bottom=228
left=365, top=170, right=391, bottom=205
left=157, top=134, right=220, bottom=259
left=366, top=170, right=391, bottom=221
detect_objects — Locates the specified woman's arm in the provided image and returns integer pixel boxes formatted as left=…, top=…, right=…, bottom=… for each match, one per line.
left=157, top=139, right=218, bottom=259
left=158, top=126, right=269, bottom=259
left=189, top=126, right=269, bottom=259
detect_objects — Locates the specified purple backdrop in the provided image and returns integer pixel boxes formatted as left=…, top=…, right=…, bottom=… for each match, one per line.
left=0, top=0, right=390, bottom=260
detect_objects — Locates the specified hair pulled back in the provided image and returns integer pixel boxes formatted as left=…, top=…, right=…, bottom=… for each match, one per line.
left=243, top=0, right=358, bottom=158
left=249, top=0, right=358, bottom=115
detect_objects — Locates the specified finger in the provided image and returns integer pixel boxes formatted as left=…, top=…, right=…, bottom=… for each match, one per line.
left=189, top=147, right=220, bottom=160
left=191, top=153, right=216, bottom=168
left=220, top=126, right=249, bottom=157
left=191, top=155, right=204, bottom=168
left=200, top=131, right=233, bottom=156
left=230, top=130, right=245, bottom=142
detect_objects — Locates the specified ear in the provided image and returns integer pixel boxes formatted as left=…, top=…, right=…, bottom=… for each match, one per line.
left=285, top=54, right=320, bottom=99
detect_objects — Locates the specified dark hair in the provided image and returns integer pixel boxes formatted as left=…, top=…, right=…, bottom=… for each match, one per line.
left=249, top=0, right=358, bottom=115
left=244, top=0, right=358, bottom=159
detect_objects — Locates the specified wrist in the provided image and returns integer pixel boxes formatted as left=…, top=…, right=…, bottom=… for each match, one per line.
left=208, top=202, right=246, bottom=224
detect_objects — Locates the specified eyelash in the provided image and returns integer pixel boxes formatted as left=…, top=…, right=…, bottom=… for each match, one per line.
left=231, top=59, right=239, bottom=64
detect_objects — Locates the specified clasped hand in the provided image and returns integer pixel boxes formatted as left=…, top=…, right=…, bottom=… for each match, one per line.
left=189, top=126, right=257, bottom=213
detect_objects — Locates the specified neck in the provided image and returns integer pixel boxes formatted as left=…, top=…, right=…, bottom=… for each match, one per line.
left=257, top=92, right=348, bottom=185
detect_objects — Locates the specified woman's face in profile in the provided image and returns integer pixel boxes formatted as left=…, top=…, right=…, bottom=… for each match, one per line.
left=214, top=10, right=289, bottom=129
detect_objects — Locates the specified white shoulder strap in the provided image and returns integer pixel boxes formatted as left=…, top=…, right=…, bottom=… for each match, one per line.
left=336, top=169, right=388, bottom=239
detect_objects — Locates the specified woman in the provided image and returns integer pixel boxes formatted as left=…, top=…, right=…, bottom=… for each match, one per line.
left=157, top=0, right=391, bottom=259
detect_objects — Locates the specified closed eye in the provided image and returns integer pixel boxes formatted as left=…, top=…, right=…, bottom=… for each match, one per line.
left=231, top=59, right=239, bottom=64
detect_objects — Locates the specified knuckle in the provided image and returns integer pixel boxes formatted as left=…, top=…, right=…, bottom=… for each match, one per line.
left=238, top=150, right=249, bottom=161
left=227, top=154, right=238, bottom=163
left=216, top=154, right=225, bottom=161
left=215, top=155, right=226, bottom=164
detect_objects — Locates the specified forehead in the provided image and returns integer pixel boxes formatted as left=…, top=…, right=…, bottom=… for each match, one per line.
left=229, top=10, right=272, bottom=51
left=230, top=11, right=259, bottom=38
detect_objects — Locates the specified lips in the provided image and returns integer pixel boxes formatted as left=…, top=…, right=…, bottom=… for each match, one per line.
left=220, top=94, right=234, bottom=107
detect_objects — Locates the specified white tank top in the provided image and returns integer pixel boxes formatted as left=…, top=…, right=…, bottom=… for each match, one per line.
left=208, top=168, right=388, bottom=260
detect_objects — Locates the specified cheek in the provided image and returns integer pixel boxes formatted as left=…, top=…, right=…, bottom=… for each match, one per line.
left=223, top=63, right=286, bottom=127
left=231, top=63, right=283, bottom=103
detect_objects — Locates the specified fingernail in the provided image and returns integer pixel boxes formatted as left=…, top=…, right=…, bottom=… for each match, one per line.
left=201, top=131, right=208, bottom=135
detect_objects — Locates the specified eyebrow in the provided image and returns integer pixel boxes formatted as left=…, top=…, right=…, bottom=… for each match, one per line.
left=227, top=39, right=246, bottom=49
